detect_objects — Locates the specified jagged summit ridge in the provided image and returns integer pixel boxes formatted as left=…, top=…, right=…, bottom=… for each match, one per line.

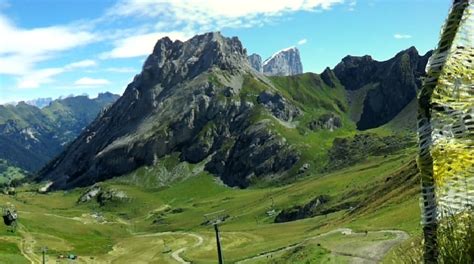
left=263, top=46, right=298, bottom=66
left=263, top=46, right=303, bottom=76
left=247, top=46, right=303, bottom=76
left=142, top=32, right=249, bottom=87
left=334, top=46, right=432, bottom=129
left=37, top=32, right=299, bottom=189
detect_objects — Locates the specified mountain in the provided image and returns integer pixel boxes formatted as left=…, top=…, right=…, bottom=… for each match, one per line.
left=0, top=92, right=119, bottom=174
left=248, top=53, right=263, bottom=73
left=37, top=32, right=430, bottom=191
left=262, top=47, right=303, bottom=76
left=25, top=97, right=53, bottom=108
left=334, top=47, right=431, bottom=130
left=37, top=32, right=303, bottom=189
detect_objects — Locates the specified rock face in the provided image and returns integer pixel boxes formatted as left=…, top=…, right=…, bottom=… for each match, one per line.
left=334, top=47, right=431, bottom=129
left=37, top=32, right=300, bottom=189
left=0, top=93, right=119, bottom=172
left=257, top=91, right=300, bottom=122
left=274, top=195, right=331, bottom=223
left=263, top=47, right=303, bottom=76
left=78, top=184, right=129, bottom=206
left=308, top=113, right=342, bottom=131
left=248, top=53, right=263, bottom=73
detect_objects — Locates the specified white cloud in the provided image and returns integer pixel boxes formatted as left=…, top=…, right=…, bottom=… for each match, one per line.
left=105, top=67, right=138, bottom=73
left=102, top=1, right=345, bottom=59
left=74, top=77, right=110, bottom=86
left=0, top=54, right=44, bottom=75
left=394, top=33, right=412, bottom=39
left=0, top=14, right=95, bottom=75
left=15, top=59, right=98, bottom=89
left=17, top=68, right=64, bottom=89
left=109, top=0, right=344, bottom=19
left=101, top=31, right=189, bottom=59
left=348, top=0, right=356, bottom=11
left=297, top=39, right=308, bottom=45
left=66, top=59, right=97, bottom=69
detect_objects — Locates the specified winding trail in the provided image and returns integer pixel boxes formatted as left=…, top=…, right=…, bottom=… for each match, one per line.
left=133, top=231, right=204, bottom=264
left=235, top=228, right=408, bottom=264
left=4, top=213, right=406, bottom=264
left=17, top=224, right=42, bottom=264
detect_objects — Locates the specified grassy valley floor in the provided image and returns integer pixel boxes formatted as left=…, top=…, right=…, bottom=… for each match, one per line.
left=0, top=149, right=420, bottom=263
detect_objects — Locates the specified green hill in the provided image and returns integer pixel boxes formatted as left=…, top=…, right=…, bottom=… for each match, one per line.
left=0, top=92, right=119, bottom=184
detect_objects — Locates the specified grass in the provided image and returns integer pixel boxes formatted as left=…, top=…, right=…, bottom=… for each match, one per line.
left=0, top=159, right=26, bottom=185
left=0, top=239, right=29, bottom=263
left=0, top=147, right=422, bottom=263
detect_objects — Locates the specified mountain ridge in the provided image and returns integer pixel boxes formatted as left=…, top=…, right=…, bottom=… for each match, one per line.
left=38, top=32, right=300, bottom=189
left=334, top=46, right=432, bottom=129
left=248, top=47, right=304, bottom=76
left=36, top=32, right=430, bottom=191
left=0, top=92, right=119, bottom=174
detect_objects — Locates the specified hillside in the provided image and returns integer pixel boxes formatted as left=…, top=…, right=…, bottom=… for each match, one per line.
left=0, top=92, right=119, bottom=183
left=37, top=32, right=429, bottom=190
left=0, top=146, right=420, bottom=263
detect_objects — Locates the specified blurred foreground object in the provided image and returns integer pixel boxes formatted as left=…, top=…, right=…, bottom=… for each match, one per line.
left=417, top=0, right=473, bottom=262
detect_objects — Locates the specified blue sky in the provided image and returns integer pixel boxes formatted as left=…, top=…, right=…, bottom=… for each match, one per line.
left=0, top=0, right=451, bottom=103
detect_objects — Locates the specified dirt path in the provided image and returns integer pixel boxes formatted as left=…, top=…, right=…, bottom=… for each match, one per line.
left=334, top=230, right=409, bottom=264
left=17, top=224, right=42, bottom=264
left=236, top=228, right=408, bottom=264
left=136, top=232, right=204, bottom=264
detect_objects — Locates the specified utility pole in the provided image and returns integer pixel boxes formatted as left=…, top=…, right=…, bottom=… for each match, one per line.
left=41, top=246, right=47, bottom=264
left=214, top=223, right=224, bottom=264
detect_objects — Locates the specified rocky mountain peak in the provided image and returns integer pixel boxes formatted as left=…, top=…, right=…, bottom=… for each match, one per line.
left=334, top=47, right=432, bottom=130
left=320, top=67, right=338, bottom=88
left=37, top=31, right=299, bottom=189
left=143, top=32, right=249, bottom=88
left=262, top=47, right=303, bottom=76
left=248, top=53, right=263, bottom=73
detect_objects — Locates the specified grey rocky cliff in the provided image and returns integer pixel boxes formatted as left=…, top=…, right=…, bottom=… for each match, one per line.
left=257, top=91, right=300, bottom=122
left=248, top=53, right=263, bottom=73
left=262, top=47, right=303, bottom=76
left=37, top=32, right=300, bottom=189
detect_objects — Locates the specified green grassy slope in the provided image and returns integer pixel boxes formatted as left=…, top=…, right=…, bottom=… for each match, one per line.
left=0, top=146, right=420, bottom=263
left=0, top=94, right=118, bottom=174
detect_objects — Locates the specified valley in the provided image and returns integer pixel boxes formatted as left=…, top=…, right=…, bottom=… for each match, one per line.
left=0, top=32, right=432, bottom=263
left=0, top=146, right=419, bottom=263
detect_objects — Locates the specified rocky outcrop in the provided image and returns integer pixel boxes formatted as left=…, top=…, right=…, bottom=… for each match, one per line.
left=206, top=121, right=299, bottom=188
left=334, top=47, right=432, bottom=129
left=248, top=53, right=263, bottom=73
left=308, top=113, right=342, bottom=131
left=263, top=47, right=303, bottom=76
left=275, top=195, right=331, bottom=223
left=37, top=32, right=299, bottom=189
left=78, top=184, right=129, bottom=206
left=320, top=67, right=339, bottom=88
left=257, top=91, right=300, bottom=122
